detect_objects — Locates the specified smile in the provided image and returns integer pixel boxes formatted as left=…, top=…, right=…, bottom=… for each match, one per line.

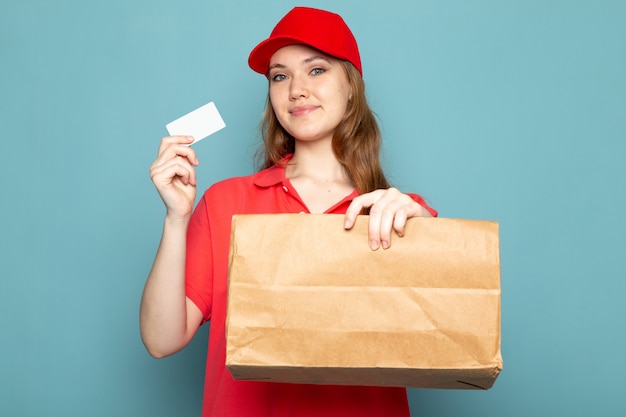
left=289, top=105, right=318, bottom=117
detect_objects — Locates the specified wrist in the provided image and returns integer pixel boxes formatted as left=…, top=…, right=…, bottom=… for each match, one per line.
left=164, top=211, right=192, bottom=228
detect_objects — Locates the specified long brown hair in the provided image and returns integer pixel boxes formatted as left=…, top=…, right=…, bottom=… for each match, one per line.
left=255, top=60, right=390, bottom=194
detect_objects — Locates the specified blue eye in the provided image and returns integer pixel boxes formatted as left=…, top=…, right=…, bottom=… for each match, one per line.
left=271, top=74, right=287, bottom=82
left=311, top=67, right=325, bottom=75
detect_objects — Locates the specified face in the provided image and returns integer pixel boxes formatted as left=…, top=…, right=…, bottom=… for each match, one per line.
left=268, top=44, right=352, bottom=144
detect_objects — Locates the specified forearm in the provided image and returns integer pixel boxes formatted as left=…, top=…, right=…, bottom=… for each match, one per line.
left=140, top=215, right=197, bottom=358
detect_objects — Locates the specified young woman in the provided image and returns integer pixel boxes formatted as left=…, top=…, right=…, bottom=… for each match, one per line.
left=141, top=7, right=437, bottom=416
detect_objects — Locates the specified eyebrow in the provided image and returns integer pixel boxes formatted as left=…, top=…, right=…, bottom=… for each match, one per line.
left=269, top=55, right=332, bottom=71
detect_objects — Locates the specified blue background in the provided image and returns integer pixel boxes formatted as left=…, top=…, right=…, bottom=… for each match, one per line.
left=1, top=0, right=624, bottom=415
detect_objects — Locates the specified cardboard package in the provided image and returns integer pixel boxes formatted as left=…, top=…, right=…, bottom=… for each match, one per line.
left=225, top=214, right=502, bottom=390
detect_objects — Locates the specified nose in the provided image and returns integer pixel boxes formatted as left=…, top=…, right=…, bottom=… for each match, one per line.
left=289, top=73, right=309, bottom=100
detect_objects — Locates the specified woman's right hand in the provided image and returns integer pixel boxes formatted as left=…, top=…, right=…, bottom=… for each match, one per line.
left=143, top=135, right=203, bottom=357
left=149, top=136, right=199, bottom=219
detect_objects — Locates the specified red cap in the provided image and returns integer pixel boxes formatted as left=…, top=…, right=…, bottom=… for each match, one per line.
left=248, top=7, right=362, bottom=76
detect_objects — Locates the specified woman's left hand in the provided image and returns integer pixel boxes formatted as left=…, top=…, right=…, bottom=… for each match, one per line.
left=344, top=187, right=432, bottom=250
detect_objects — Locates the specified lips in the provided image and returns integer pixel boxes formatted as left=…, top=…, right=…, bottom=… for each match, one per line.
left=289, top=105, right=318, bottom=117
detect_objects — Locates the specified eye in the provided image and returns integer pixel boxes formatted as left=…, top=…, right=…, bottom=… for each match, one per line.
left=310, top=67, right=325, bottom=76
left=270, top=73, right=287, bottom=82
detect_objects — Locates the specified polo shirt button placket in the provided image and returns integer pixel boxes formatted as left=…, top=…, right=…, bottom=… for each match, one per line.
left=281, top=183, right=308, bottom=213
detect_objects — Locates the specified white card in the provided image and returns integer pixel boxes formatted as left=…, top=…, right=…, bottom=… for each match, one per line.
left=166, top=101, right=226, bottom=144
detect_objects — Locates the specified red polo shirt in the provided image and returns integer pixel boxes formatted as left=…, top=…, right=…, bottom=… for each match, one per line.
left=185, top=162, right=436, bottom=416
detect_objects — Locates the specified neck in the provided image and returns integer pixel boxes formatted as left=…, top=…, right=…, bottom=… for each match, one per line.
left=288, top=142, right=347, bottom=179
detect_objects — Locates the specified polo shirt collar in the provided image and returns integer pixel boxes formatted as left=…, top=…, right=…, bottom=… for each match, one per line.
left=252, top=162, right=288, bottom=188
left=252, top=155, right=294, bottom=188
left=251, top=155, right=361, bottom=208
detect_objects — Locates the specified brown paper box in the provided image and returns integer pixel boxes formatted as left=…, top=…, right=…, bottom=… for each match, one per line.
left=226, top=214, right=502, bottom=390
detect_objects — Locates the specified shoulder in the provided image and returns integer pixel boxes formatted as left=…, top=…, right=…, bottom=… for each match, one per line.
left=199, top=165, right=284, bottom=211
left=207, top=174, right=255, bottom=193
left=205, top=165, right=285, bottom=196
left=200, top=175, right=255, bottom=211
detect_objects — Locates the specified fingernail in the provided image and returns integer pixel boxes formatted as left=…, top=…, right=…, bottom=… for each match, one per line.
left=370, top=240, right=379, bottom=250
left=381, top=240, right=390, bottom=249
